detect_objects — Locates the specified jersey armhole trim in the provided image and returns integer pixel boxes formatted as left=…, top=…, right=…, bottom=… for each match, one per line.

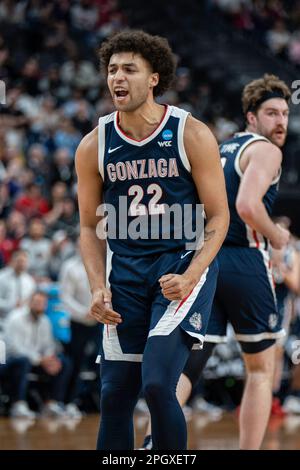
left=234, top=136, right=269, bottom=178
left=178, top=111, right=191, bottom=172
left=271, top=167, right=282, bottom=185
left=98, top=116, right=106, bottom=180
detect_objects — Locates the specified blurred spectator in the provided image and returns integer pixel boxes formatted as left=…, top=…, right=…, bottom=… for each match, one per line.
left=0, top=249, right=36, bottom=329
left=12, top=168, right=35, bottom=195
left=0, top=220, right=15, bottom=266
left=38, top=65, right=69, bottom=101
left=72, top=101, right=93, bottom=135
left=60, top=55, right=100, bottom=90
left=43, top=283, right=71, bottom=345
left=53, top=119, right=81, bottom=159
left=214, top=116, right=239, bottom=141
left=71, top=0, right=98, bottom=32
left=50, top=181, right=69, bottom=205
left=30, top=96, right=60, bottom=134
left=283, top=244, right=300, bottom=415
left=1, top=291, right=71, bottom=418
left=0, top=87, right=30, bottom=149
left=215, top=0, right=300, bottom=72
left=4, top=154, right=26, bottom=197
left=95, top=89, right=116, bottom=116
left=26, top=143, right=49, bottom=185
left=0, top=182, right=11, bottom=218
left=20, top=218, right=52, bottom=281
left=48, top=196, right=79, bottom=239
left=0, top=0, right=26, bottom=23
left=48, top=148, right=74, bottom=187
left=175, top=67, right=193, bottom=103
left=60, top=243, right=98, bottom=417
left=0, top=159, right=6, bottom=182
left=44, top=181, right=68, bottom=229
left=14, top=182, right=50, bottom=218
left=48, top=230, right=75, bottom=281
left=5, top=210, right=27, bottom=250
left=21, top=57, right=41, bottom=97
left=288, top=31, right=300, bottom=66
left=271, top=238, right=300, bottom=408
left=266, top=20, right=291, bottom=57
left=62, top=88, right=86, bottom=117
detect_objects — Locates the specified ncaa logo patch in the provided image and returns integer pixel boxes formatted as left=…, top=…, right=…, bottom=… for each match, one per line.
left=162, top=129, right=173, bottom=140
left=268, top=314, right=278, bottom=329
left=189, top=312, right=202, bottom=331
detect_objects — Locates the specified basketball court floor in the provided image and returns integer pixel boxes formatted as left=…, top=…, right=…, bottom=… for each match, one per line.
left=1, top=411, right=300, bottom=450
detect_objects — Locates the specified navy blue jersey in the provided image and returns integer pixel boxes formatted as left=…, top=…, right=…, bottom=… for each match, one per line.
left=98, top=105, right=201, bottom=257
left=220, top=132, right=280, bottom=250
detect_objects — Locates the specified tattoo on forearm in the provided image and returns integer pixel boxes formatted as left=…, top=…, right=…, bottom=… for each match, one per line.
left=193, top=249, right=203, bottom=260
left=192, top=229, right=216, bottom=261
left=204, top=229, right=216, bottom=241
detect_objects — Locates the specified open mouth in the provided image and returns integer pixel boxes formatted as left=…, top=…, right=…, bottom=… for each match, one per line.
left=114, top=90, right=129, bottom=100
left=274, top=130, right=285, bottom=138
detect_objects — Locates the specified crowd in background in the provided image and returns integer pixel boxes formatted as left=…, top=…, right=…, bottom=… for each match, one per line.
left=214, top=0, right=300, bottom=66
left=0, top=0, right=300, bottom=421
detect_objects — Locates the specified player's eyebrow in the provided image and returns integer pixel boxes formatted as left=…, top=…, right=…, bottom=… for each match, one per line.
left=264, top=107, right=289, bottom=113
left=108, top=62, right=137, bottom=68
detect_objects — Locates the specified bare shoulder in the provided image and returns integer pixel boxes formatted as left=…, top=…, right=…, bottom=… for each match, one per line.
left=184, top=115, right=219, bottom=165
left=184, top=115, right=216, bottom=142
left=240, top=138, right=282, bottom=175
left=75, top=127, right=98, bottom=171
left=244, top=139, right=282, bottom=162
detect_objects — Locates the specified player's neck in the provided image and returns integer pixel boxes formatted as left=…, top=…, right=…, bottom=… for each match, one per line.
left=245, top=125, right=259, bottom=136
left=118, top=102, right=166, bottom=141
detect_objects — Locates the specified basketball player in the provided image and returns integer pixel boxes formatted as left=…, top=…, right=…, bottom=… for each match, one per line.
left=75, top=30, right=229, bottom=450
left=141, top=74, right=291, bottom=450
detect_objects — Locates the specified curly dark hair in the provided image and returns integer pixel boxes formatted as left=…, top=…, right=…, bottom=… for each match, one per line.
left=98, top=30, right=176, bottom=97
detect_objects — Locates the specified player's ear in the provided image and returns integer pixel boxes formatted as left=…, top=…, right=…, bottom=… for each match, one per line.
left=246, top=111, right=256, bottom=126
left=150, top=73, right=159, bottom=89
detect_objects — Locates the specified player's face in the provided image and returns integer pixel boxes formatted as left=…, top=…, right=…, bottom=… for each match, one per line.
left=107, top=52, right=158, bottom=112
left=253, top=98, right=289, bottom=147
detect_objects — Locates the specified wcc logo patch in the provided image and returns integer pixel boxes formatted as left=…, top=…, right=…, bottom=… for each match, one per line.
left=189, top=312, right=202, bottom=331
left=158, top=129, right=173, bottom=147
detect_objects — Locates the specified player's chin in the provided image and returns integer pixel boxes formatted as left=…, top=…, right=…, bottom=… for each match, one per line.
left=114, top=103, right=129, bottom=111
left=113, top=96, right=131, bottom=111
left=272, top=133, right=286, bottom=147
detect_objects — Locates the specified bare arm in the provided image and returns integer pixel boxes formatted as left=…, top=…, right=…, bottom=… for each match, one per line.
left=75, top=129, right=121, bottom=325
left=184, top=117, right=229, bottom=280
left=236, top=141, right=289, bottom=248
left=75, top=128, right=106, bottom=291
left=160, top=117, right=229, bottom=300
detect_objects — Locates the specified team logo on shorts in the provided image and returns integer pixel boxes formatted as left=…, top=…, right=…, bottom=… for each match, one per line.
left=189, top=312, right=202, bottom=331
left=268, top=314, right=278, bottom=329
